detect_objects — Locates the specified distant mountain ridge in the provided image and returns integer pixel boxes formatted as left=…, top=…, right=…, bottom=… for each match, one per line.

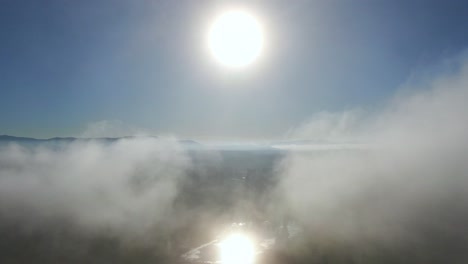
left=0, top=135, right=363, bottom=151
left=0, top=134, right=159, bottom=142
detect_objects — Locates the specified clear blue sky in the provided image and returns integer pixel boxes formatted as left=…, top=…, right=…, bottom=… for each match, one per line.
left=1, top=0, right=468, bottom=139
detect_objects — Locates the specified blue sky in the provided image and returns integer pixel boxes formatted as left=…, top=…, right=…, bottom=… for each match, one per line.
left=1, top=0, right=468, bottom=139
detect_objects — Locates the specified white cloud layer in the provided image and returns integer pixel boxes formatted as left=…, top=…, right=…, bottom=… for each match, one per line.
left=279, top=58, right=468, bottom=246
left=0, top=138, right=190, bottom=242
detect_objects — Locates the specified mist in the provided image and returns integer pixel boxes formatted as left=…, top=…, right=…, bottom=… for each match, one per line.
left=0, top=135, right=278, bottom=263
left=0, top=138, right=191, bottom=251
left=1, top=61, right=468, bottom=264
left=277, top=59, right=468, bottom=262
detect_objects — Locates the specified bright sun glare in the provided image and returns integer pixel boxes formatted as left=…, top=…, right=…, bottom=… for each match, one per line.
left=208, top=10, right=264, bottom=68
left=219, top=233, right=255, bottom=264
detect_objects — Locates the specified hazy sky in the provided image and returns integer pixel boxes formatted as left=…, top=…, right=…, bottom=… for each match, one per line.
left=1, top=0, right=468, bottom=139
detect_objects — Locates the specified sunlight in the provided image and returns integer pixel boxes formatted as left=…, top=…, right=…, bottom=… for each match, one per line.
left=219, top=233, right=255, bottom=264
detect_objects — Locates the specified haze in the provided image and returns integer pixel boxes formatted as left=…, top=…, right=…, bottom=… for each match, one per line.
left=1, top=1, right=468, bottom=264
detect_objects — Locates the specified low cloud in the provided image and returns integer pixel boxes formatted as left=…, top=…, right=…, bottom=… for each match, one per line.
left=279, top=58, right=468, bottom=260
left=81, top=120, right=150, bottom=138
left=0, top=137, right=190, bottom=243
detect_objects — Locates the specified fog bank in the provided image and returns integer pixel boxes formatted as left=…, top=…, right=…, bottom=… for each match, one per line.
left=0, top=138, right=190, bottom=243
left=279, top=59, right=468, bottom=261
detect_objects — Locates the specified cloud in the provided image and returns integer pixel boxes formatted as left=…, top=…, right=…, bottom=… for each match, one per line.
left=278, top=57, right=468, bottom=260
left=0, top=137, right=190, bottom=242
left=286, top=109, right=369, bottom=142
left=80, top=120, right=150, bottom=138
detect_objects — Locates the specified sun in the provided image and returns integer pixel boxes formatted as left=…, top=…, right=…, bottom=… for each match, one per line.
left=208, top=10, right=264, bottom=68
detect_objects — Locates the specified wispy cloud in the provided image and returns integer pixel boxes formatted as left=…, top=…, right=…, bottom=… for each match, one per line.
left=278, top=56, right=468, bottom=260
left=0, top=137, right=190, bottom=243
left=80, top=120, right=151, bottom=138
